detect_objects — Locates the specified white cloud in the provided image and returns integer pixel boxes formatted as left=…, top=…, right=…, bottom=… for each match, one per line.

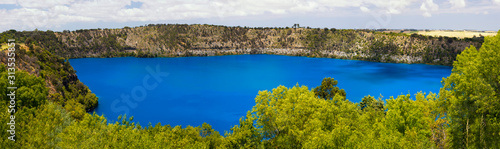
left=421, top=5, right=430, bottom=17
left=366, top=0, right=416, bottom=14
left=420, top=0, right=439, bottom=17
left=17, top=0, right=74, bottom=9
left=0, top=0, right=498, bottom=31
left=360, top=6, right=370, bottom=12
left=0, top=0, right=16, bottom=4
left=494, top=0, right=500, bottom=5
left=449, top=0, right=466, bottom=8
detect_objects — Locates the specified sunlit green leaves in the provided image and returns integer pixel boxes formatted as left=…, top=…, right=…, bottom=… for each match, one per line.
left=441, top=30, right=500, bottom=148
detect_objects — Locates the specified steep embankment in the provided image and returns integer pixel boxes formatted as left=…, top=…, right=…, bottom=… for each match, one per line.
left=8, top=24, right=481, bottom=66
left=1, top=24, right=483, bottom=66
left=0, top=40, right=98, bottom=117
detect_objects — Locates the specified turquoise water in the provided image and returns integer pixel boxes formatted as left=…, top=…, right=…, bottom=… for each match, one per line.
left=69, top=55, right=452, bottom=132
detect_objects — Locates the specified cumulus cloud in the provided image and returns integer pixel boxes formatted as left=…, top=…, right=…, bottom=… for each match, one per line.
left=16, top=0, right=75, bottom=9
left=0, top=0, right=498, bottom=31
left=0, top=1, right=16, bottom=4
left=420, top=0, right=439, bottom=17
left=360, top=6, right=370, bottom=12
left=449, top=0, right=466, bottom=8
left=0, top=0, right=358, bottom=31
left=494, top=0, right=500, bottom=5
left=365, top=0, right=416, bottom=14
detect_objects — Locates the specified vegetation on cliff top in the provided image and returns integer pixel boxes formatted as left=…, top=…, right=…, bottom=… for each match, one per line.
left=1, top=24, right=484, bottom=65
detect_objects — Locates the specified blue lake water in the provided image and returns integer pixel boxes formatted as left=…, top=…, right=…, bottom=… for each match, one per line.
left=69, top=54, right=452, bottom=132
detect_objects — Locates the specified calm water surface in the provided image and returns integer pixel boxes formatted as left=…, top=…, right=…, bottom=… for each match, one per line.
left=69, top=55, right=451, bottom=132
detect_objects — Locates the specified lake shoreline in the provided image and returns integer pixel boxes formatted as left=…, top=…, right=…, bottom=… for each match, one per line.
left=68, top=48, right=444, bottom=66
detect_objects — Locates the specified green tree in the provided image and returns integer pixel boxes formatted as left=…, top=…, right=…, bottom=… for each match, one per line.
left=0, top=102, right=73, bottom=148
left=360, top=95, right=384, bottom=111
left=0, top=67, right=48, bottom=108
left=253, top=85, right=329, bottom=148
left=313, top=77, right=346, bottom=100
left=385, top=94, right=435, bottom=148
left=440, top=30, right=500, bottom=148
left=222, top=111, right=262, bottom=148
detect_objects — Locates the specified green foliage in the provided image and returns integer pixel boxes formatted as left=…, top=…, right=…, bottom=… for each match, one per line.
left=222, top=111, right=262, bottom=148
left=0, top=103, right=73, bottom=148
left=304, top=29, right=330, bottom=50
left=313, top=77, right=346, bottom=100
left=0, top=67, right=48, bottom=108
left=249, top=84, right=443, bottom=148
left=385, top=94, right=434, bottom=147
left=55, top=113, right=223, bottom=148
left=0, top=41, right=99, bottom=113
left=370, top=39, right=399, bottom=55
left=360, top=95, right=384, bottom=111
left=440, top=30, right=500, bottom=148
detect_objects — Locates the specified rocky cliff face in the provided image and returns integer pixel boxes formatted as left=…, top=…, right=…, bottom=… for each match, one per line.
left=43, top=24, right=483, bottom=65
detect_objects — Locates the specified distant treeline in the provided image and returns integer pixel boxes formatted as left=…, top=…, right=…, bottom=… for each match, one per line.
left=0, top=24, right=484, bottom=65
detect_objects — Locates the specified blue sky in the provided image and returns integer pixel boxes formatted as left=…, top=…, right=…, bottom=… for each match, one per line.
left=0, top=0, right=499, bottom=32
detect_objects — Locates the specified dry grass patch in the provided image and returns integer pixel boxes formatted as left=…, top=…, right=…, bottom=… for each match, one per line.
left=1, top=43, right=28, bottom=53
left=417, top=30, right=497, bottom=38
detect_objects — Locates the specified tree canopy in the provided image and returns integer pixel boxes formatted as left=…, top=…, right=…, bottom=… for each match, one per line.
left=313, top=77, right=346, bottom=100
left=439, top=30, right=500, bottom=148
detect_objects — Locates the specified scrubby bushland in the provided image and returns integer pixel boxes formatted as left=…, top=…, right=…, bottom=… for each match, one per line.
left=1, top=24, right=483, bottom=65
left=0, top=41, right=98, bottom=116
